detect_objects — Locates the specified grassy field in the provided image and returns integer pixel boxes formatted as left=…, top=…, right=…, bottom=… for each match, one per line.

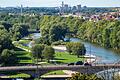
left=0, top=72, right=30, bottom=78
left=54, top=52, right=85, bottom=64
left=14, top=49, right=84, bottom=65
left=15, top=51, right=34, bottom=65
left=43, top=70, right=66, bottom=76
left=13, top=41, right=31, bottom=51
left=19, top=40, right=31, bottom=44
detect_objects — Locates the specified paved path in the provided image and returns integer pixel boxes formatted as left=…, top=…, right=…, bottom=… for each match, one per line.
left=41, top=75, right=72, bottom=78
left=63, top=70, right=78, bottom=75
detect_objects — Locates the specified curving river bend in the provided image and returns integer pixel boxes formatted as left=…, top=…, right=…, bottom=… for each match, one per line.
left=30, top=33, right=120, bottom=64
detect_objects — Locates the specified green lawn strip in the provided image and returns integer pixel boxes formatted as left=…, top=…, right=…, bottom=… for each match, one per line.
left=15, top=51, right=34, bottom=64
left=0, top=72, right=30, bottom=78
left=43, top=70, right=66, bottom=76
left=19, top=40, right=31, bottom=44
left=55, top=52, right=85, bottom=64
left=13, top=41, right=31, bottom=51
left=8, top=73, right=30, bottom=78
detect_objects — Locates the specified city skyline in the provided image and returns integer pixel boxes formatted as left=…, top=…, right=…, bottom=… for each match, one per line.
left=0, top=0, right=120, bottom=7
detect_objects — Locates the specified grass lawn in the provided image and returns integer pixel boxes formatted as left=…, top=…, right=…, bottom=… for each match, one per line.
left=13, top=41, right=31, bottom=51
left=19, top=40, right=31, bottom=44
left=54, top=52, right=85, bottom=64
left=43, top=70, right=66, bottom=76
left=15, top=51, right=34, bottom=64
left=0, top=72, right=30, bottom=78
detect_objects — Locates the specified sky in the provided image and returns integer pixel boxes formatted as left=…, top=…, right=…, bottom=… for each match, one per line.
left=0, top=0, right=120, bottom=7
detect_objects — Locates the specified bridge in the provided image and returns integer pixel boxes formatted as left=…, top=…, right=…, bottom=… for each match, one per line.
left=0, top=64, right=120, bottom=78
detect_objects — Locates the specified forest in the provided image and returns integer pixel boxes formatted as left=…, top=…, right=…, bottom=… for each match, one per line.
left=39, top=15, right=120, bottom=51
left=0, top=14, right=120, bottom=55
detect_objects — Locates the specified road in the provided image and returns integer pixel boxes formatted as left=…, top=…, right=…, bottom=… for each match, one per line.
left=0, top=64, right=120, bottom=71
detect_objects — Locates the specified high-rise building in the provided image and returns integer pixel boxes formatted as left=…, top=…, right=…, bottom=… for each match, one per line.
left=64, top=4, right=69, bottom=12
left=62, top=1, right=64, bottom=8
left=77, top=4, right=81, bottom=12
left=60, top=1, right=64, bottom=14
left=21, top=4, right=23, bottom=15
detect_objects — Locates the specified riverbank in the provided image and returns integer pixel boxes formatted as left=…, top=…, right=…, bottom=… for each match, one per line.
left=18, top=33, right=120, bottom=64
left=53, top=45, right=101, bottom=63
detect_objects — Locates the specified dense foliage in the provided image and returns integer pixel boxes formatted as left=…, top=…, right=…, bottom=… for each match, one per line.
left=0, top=49, right=16, bottom=66
left=0, top=28, right=13, bottom=53
left=42, top=46, right=55, bottom=62
left=68, top=73, right=102, bottom=80
left=39, top=16, right=120, bottom=52
left=66, top=42, right=86, bottom=57
left=32, top=44, right=55, bottom=63
left=0, top=13, right=40, bottom=29
left=77, top=20, right=120, bottom=50
left=10, top=23, right=29, bottom=41
left=31, top=44, right=44, bottom=61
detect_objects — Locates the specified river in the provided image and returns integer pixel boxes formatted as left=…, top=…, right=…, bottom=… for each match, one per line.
left=29, top=33, right=120, bottom=64
left=27, top=33, right=120, bottom=80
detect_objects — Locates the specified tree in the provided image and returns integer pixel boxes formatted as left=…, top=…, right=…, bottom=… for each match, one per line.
left=0, top=29, right=14, bottom=53
left=66, top=42, right=74, bottom=54
left=0, top=49, right=16, bottom=65
left=68, top=73, right=102, bottom=80
left=10, top=23, right=29, bottom=41
left=31, top=44, right=45, bottom=61
left=66, top=42, right=86, bottom=57
left=42, top=46, right=55, bottom=62
left=72, top=42, right=86, bottom=58
left=0, top=21, right=12, bottom=31
left=49, top=23, right=68, bottom=43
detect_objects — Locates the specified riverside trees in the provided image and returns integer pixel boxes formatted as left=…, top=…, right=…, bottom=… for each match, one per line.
left=40, top=22, right=68, bottom=45
left=66, top=42, right=86, bottom=57
left=32, top=44, right=55, bottom=63
left=10, top=23, right=29, bottom=41
left=39, top=16, right=120, bottom=52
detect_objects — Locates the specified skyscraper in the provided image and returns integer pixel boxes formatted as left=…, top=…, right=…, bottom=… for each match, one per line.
left=62, top=1, right=64, bottom=8
left=77, top=4, right=81, bottom=12
left=21, top=4, right=23, bottom=15
left=64, top=4, right=69, bottom=13
left=60, top=1, right=64, bottom=14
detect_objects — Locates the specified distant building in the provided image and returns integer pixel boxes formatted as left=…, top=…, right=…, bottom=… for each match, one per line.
left=61, top=1, right=64, bottom=14
left=77, top=4, right=81, bottom=12
left=83, top=6, right=87, bottom=9
left=72, top=6, right=77, bottom=11
left=21, top=5, right=23, bottom=15
left=64, top=4, right=69, bottom=12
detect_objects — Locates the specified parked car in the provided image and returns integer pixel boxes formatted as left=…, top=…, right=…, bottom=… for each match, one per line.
left=84, top=62, right=92, bottom=66
left=68, top=63, right=74, bottom=66
left=75, top=61, right=84, bottom=65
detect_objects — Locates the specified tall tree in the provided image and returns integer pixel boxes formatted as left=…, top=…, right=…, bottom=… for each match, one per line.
left=42, top=46, right=55, bottom=62
left=66, top=42, right=86, bottom=57
left=0, top=29, right=13, bottom=53
left=49, top=23, right=68, bottom=42
left=0, top=49, right=16, bottom=65
left=31, top=44, right=45, bottom=61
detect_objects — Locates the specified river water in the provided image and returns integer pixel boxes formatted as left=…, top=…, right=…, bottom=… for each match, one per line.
left=28, top=33, right=120, bottom=80
left=30, top=33, right=120, bottom=64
